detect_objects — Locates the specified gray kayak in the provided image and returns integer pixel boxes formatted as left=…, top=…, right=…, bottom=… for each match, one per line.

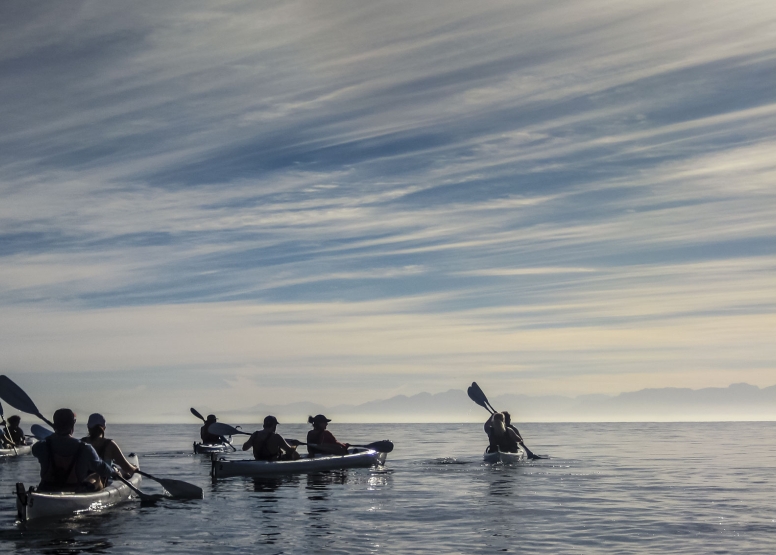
left=193, top=442, right=231, bottom=454
left=483, top=448, right=524, bottom=464
left=212, top=448, right=387, bottom=478
left=16, top=454, right=142, bottom=521
left=0, top=444, right=33, bottom=458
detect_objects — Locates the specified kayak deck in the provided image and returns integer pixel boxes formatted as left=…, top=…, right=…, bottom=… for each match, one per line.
left=16, top=454, right=142, bottom=521
left=483, top=448, right=525, bottom=465
left=212, top=448, right=387, bottom=477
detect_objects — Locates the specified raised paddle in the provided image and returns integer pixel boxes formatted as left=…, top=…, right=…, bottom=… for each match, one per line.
left=468, top=382, right=544, bottom=460
left=0, top=375, right=55, bottom=427
left=190, top=407, right=206, bottom=422
left=0, top=400, right=18, bottom=455
left=207, top=422, right=249, bottom=436
left=134, top=470, right=203, bottom=499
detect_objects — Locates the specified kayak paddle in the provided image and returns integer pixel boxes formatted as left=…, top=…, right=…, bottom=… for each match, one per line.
left=134, top=469, right=203, bottom=499
left=468, top=382, right=544, bottom=460
left=30, top=424, right=54, bottom=440
left=190, top=407, right=206, bottom=422
left=0, top=400, right=18, bottom=455
left=207, top=422, right=249, bottom=436
left=112, top=471, right=165, bottom=503
left=0, top=375, right=55, bottom=427
left=295, top=439, right=394, bottom=453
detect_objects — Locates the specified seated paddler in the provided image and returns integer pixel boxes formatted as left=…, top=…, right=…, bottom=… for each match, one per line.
left=201, top=414, right=225, bottom=445
left=81, top=413, right=137, bottom=477
left=306, top=414, right=350, bottom=456
left=31, top=408, right=116, bottom=492
left=242, top=415, right=300, bottom=461
left=6, top=415, right=25, bottom=446
left=485, top=412, right=521, bottom=454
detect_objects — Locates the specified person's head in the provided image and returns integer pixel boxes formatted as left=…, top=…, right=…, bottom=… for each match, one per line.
left=492, top=412, right=506, bottom=436
left=206, top=415, right=217, bottom=424
left=308, top=414, right=331, bottom=430
left=502, top=411, right=512, bottom=426
left=52, top=408, right=76, bottom=435
left=263, top=415, right=279, bottom=430
left=8, top=415, right=21, bottom=427
left=87, top=413, right=106, bottom=440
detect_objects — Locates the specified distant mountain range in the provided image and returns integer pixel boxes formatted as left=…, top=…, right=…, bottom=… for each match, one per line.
left=215, top=383, right=776, bottom=423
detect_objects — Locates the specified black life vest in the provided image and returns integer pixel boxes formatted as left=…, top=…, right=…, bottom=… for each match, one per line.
left=41, top=438, right=84, bottom=490
left=253, top=431, right=278, bottom=461
left=488, top=431, right=519, bottom=453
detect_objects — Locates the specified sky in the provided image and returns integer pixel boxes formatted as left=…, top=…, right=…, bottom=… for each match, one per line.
left=1, top=0, right=775, bottom=422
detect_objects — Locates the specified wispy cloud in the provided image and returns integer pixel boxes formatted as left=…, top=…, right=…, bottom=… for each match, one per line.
left=1, top=0, right=775, bottom=418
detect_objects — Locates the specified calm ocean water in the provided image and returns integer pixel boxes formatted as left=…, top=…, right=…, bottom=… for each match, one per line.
left=1, top=422, right=774, bottom=554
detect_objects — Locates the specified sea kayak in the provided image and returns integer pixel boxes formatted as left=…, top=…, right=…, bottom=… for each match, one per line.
left=483, top=448, right=524, bottom=464
left=212, top=448, right=387, bottom=478
left=193, top=442, right=232, bottom=454
left=1, top=437, right=35, bottom=459
left=15, top=454, right=142, bottom=521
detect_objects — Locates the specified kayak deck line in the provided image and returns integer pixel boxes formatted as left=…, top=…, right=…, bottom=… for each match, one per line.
left=15, top=454, right=143, bottom=521
left=211, top=448, right=388, bottom=478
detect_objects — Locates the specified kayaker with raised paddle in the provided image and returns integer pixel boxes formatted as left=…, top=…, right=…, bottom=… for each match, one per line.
left=306, top=414, right=350, bottom=456
left=242, top=415, right=300, bottom=461
left=201, top=414, right=225, bottom=444
left=81, top=413, right=138, bottom=477
left=31, top=408, right=117, bottom=492
left=485, top=412, right=521, bottom=454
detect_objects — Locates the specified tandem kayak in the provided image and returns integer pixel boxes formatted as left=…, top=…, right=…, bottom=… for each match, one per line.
left=193, top=442, right=232, bottom=454
left=212, top=448, right=387, bottom=478
left=15, top=454, right=142, bottom=521
left=483, top=448, right=524, bottom=465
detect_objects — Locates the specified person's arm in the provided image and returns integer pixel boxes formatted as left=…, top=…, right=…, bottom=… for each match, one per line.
left=105, top=440, right=137, bottom=476
left=507, top=425, right=523, bottom=443
left=484, top=415, right=494, bottom=435
left=242, top=432, right=257, bottom=451
left=507, top=428, right=522, bottom=445
left=277, top=436, right=297, bottom=454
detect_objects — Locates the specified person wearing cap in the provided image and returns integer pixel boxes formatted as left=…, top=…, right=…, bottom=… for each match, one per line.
left=201, top=414, right=225, bottom=444
left=81, top=413, right=138, bottom=477
left=306, top=415, right=350, bottom=456
left=242, top=415, right=300, bottom=461
left=31, top=408, right=116, bottom=492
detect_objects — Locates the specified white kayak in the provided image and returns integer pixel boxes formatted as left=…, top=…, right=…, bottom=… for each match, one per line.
left=0, top=444, right=33, bottom=458
left=212, top=448, right=387, bottom=478
left=16, top=454, right=142, bottom=521
left=193, top=442, right=231, bottom=454
left=483, top=448, right=525, bottom=464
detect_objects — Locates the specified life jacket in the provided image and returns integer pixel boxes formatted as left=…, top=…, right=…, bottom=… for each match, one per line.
left=40, top=438, right=84, bottom=490
left=253, top=431, right=279, bottom=461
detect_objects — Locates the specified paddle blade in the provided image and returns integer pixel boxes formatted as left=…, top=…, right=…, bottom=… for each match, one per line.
left=190, top=407, right=206, bottom=422
left=471, top=382, right=496, bottom=413
left=157, top=478, right=204, bottom=499
left=31, top=424, right=54, bottom=440
left=0, top=375, right=41, bottom=415
left=365, top=440, right=394, bottom=453
left=467, top=385, right=492, bottom=413
left=208, top=422, right=249, bottom=436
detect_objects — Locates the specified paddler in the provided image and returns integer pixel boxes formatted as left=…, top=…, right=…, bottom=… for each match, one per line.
left=485, top=412, right=521, bottom=453
left=306, top=414, right=350, bottom=456
left=81, top=413, right=138, bottom=477
left=6, top=415, right=25, bottom=446
left=201, top=414, right=225, bottom=444
left=242, top=415, right=300, bottom=461
left=31, top=408, right=116, bottom=492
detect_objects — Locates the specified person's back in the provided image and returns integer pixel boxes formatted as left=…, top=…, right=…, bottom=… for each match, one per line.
left=201, top=415, right=223, bottom=444
left=486, top=413, right=519, bottom=454
left=7, top=416, right=24, bottom=446
left=31, top=408, right=113, bottom=492
left=243, top=416, right=299, bottom=461
left=81, top=413, right=137, bottom=477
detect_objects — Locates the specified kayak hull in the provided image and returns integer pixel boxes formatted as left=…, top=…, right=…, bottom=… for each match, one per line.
left=483, top=448, right=524, bottom=464
left=16, top=454, right=142, bottom=521
left=0, top=445, right=32, bottom=458
left=212, top=449, right=387, bottom=477
left=194, top=442, right=231, bottom=454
